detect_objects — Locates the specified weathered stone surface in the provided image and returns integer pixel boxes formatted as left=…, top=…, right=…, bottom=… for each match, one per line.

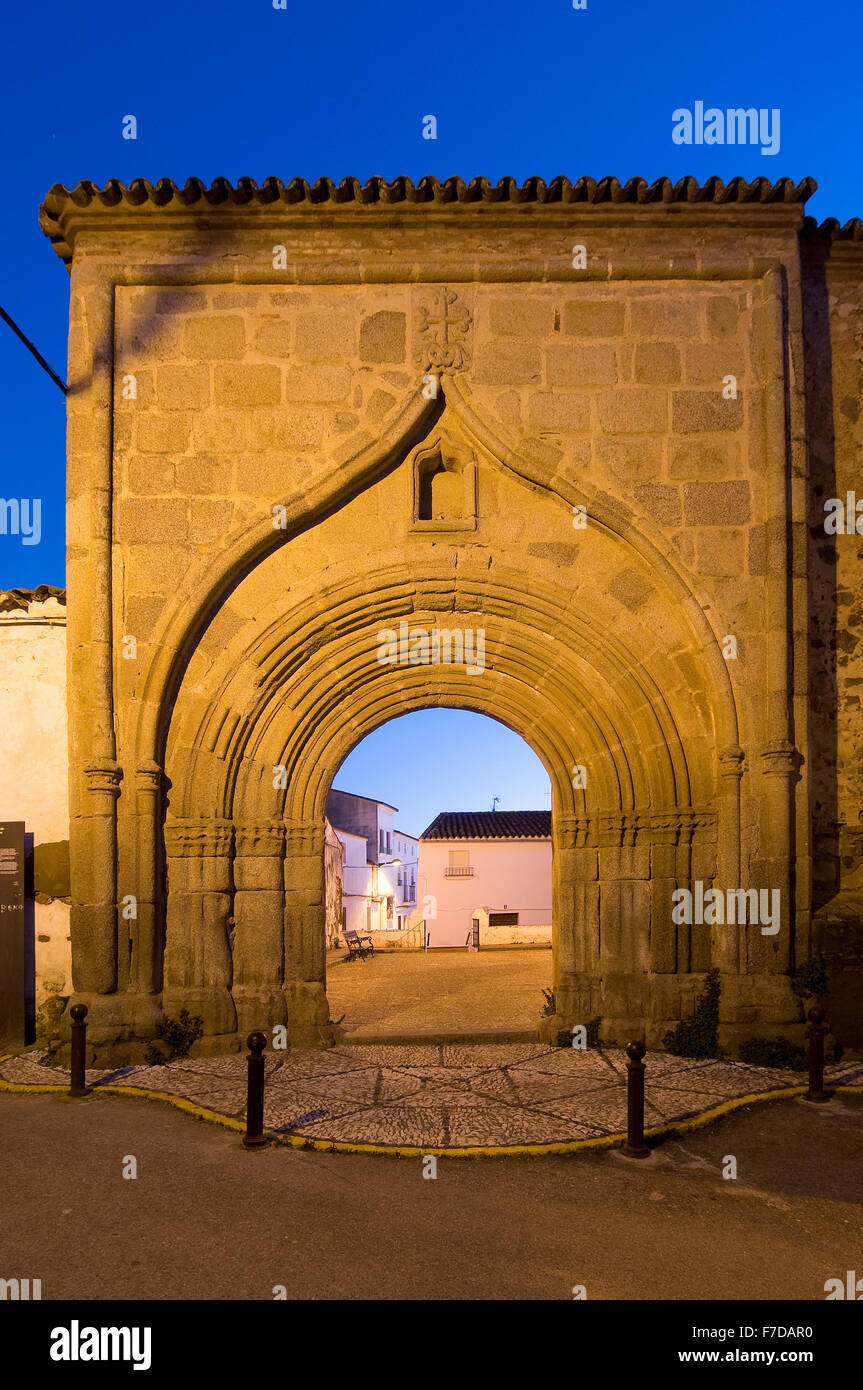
left=359, top=311, right=406, bottom=362
left=673, top=392, right=744, bottom=433
left=184, top=317, right=246, bottom=360
left=562, top=300, right=625, bottom=337
left=683, top=481, right=752, bottom=525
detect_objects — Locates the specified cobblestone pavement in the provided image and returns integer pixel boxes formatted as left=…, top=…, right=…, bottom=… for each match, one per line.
left=325, top=946, right=552, bottom=1037
left=2, top=1044, right=860, bottom=1151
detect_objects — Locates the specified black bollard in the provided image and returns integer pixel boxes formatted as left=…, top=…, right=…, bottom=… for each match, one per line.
left=243, top=1031, right=270, bottom=1148
left=69, top=1003, right=91, bottom=1097
left=621, top=1040, right=651, bottom=1158
left=804, top=1006, right=830, bottom=1104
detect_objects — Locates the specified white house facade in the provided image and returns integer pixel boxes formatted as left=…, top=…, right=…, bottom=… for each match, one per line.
left=326, top=789, right=418, bottom=943
left=418, top=811, right=552, bottom=948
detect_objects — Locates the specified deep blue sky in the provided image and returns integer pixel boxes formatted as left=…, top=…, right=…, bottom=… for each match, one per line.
left=2, top=0, right=860, bottom=589
left=333, top=710, right=552, bottom=837
left=1, top=0, right=859, bottom=814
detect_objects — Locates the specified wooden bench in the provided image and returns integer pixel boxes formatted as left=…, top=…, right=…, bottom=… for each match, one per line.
left=343, top=928, right=375, bottom=961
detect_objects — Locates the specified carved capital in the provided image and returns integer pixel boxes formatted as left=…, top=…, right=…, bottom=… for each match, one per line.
left=164, top=817, right=234, bottom=858
left=596, top=813, right=626, bottom=848
left=283, top=818, right=324, bottom=857
left=235, top=820, right=286, bottom=858
left=555, top=814, right=592, bottom=849
left=135, top=760, right=164, bottom=796
left=759, top=741, right=800, bottom=779
left=84, top=758, right=122, bottom=798
left=718, top=745, right=745, bottom=781
left=649, top=811, right=682, bottom=846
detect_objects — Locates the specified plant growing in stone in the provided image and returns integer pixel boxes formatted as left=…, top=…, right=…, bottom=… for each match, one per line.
left=793, top=955, right=828, bottom=999
left=738, top=1037, right=806, bottom=1070
left=663, top=968, right=721, bottom=1058
left=144, top=1010, right=204, bottom=1067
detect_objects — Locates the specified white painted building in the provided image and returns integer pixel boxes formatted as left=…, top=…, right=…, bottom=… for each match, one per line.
left=0, top=587, right=71, bottom=1044
left=326, top=788, right=418, bottom=940
left=417, top=811, right=552, bottom=948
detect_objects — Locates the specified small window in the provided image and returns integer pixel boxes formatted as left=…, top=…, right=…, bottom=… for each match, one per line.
left=386, top=831, right=391, bottom=853
left=379, top=829, right=385, bottom=853
left=489, top=912, right=519, bottom=926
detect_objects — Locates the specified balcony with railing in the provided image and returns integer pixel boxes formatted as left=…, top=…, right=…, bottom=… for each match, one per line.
left=444, top=866, right=474, bottom=877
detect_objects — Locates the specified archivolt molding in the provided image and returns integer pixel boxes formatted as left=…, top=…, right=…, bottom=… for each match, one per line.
left=162, top=551, right=716, bottom=827
left=554, top=809, right=718, bottom=851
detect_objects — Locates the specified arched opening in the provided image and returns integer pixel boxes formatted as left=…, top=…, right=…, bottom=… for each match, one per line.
left=323, top=709, right=553, bottom=1040
left=417, top=452, right=463, bottom=521
left=133, top=387, right=744, bottom=1055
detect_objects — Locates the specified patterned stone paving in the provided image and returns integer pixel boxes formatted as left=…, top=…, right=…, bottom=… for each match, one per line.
left=1, top=1045, right=859, bottom=1151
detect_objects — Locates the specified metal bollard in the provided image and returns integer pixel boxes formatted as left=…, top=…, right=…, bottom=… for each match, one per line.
left=69, top=1003, right=91, bottom=1097
left=243, top=1031, right=270, bottom=1148
left=621, top=1040, right=651, bottom=1158
left=804, top=1006, right=830, bottom=1104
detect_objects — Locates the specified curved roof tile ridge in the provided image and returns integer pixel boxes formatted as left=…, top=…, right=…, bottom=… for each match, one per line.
left=804, top=215, right=863, bottom=241
left=40, top=172, right=819, bottom=214
left=39, top=175, right=831, bottom=264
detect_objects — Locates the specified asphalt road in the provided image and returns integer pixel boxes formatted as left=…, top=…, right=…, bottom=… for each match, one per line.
left=1, top=1089, right=861, bottom=1301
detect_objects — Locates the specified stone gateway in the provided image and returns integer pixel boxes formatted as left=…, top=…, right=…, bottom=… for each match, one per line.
left=37, top=174, right=863, bottom=1061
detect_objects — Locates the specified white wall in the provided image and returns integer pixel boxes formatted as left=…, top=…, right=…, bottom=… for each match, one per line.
left=0, top=593, right=72, bottom=1036
left=336, top=828, right=374, bottom=934
left=335, top=821, right=419, bottom=936
left=418, top=837, right=552, bottom=947
left=0, top=595, right=68, bottom=842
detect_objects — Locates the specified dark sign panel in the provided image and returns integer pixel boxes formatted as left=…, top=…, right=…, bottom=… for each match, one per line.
left=0, top=821, right=26, bottom=1048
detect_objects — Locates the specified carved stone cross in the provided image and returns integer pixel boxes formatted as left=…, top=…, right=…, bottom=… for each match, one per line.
left=416, top=288, right=472, bottom=370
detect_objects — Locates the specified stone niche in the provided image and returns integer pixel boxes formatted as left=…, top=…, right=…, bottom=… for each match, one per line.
left=411, top=433, right=477, bottom=531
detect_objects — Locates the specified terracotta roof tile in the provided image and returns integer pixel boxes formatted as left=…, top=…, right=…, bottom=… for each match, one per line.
left=0, top=585, right=66, bottom=614
left=40, top=174, right=820, bottom=265
left=421, top=811, right=551, bottom=840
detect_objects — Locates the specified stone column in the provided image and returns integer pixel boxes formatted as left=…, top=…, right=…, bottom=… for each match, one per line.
left=74, top=759, right=122, bottom=994
left=753, top=268, right=802, bottom=1027
left=757, top=742, right=797, bottom=975
left=689, top=816, right=716, bottom=973
left=649, top=812, right=681, bottom=975
left=132, top=760, right=164, bottom=996
left=597, top=813, right=650, bottom=1038
left=233, top=820, right=287, bottom=1035
left=716, top=746, right=745, bottom=975
left=544, top=815, right=599, bottom=1041
left=65, top=267, right=119, bottom=1040
left=673, top=812, right=694, bottom=974
left=163, top=818, right=236, bottom=1037
left=747, top=744, right=802, bottom=1032
left=283, top=818, right=336, bottom=1046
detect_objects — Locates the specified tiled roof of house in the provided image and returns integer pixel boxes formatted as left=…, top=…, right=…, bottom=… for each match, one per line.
left=0, top=586, right=66, bottom=614
left=421, top=811, right=552, bottom=840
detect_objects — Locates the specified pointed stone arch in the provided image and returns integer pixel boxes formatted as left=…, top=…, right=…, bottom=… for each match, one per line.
left=136, top=385, right=747, bottom=1047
